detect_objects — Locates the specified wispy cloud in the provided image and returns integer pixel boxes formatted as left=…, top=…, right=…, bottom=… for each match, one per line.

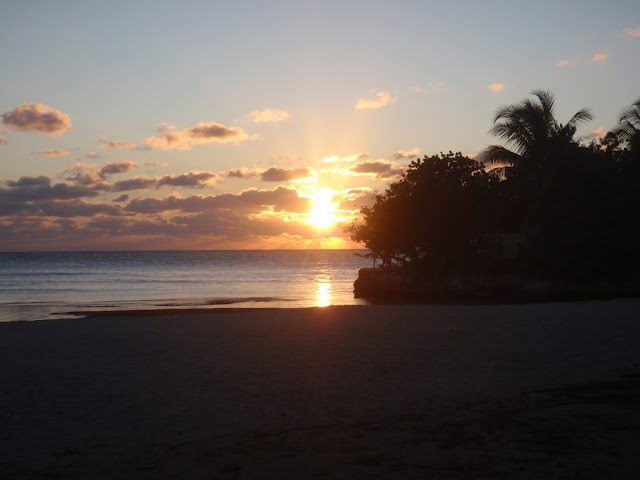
left=0, top=136, right=6, bottom=144
left=223, top=167, right=314, bottom=182
left=322, top=153, right=368, bottom=163
left=86, top=152, right=98, bottom=159
left=99, top=139, right=141, bottom=150
left=249, top=108, right=290, bottom=123
left=556, top=58, right=578, bottom=67
left=143, top=121, right=250, bottom=150
left=488, top=82, right=504, bottom=93
left=1, top=103, right=71, bottom=136
left=592, top=53, right=608, bottom=62
left=355, top=90, right=397, bottom=110
left=624, top=26, right=640, bottom=38
left=32, top=149, right=70, bottom=157
left=392, top=148, right=420, bottom=160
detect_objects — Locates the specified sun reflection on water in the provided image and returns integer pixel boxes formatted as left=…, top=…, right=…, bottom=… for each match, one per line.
left=316, top=274, right=332, bottom=307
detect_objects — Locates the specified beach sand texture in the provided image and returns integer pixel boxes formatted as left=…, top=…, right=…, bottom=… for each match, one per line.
left=1, top=302, right=639, bottom=478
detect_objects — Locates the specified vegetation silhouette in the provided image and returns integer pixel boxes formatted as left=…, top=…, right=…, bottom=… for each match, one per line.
left=348, top=91, right=640, bottom=300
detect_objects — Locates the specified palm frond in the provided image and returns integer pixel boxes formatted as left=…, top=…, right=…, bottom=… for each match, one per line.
left=481, top=145, right=522, bottom=165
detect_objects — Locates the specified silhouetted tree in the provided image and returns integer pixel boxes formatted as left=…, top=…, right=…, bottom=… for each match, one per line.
left=348, top=152, right=500, bottom=274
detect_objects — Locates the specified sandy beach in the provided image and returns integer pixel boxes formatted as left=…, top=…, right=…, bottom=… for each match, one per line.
left=1, top=301, right=639, bottom=478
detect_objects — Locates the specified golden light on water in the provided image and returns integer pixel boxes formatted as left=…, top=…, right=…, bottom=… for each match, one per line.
left=316, top=273, right=331, bottom=307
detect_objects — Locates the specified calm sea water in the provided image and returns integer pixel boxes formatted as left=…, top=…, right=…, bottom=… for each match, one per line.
left=0, top=250, right=372, bottom=322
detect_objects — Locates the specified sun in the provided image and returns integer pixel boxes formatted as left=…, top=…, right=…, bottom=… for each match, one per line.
left=306, top=187, right=339, bottom=228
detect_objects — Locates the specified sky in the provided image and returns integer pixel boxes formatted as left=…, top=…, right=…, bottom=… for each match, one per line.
left=1, top=0, right=639, bottom=251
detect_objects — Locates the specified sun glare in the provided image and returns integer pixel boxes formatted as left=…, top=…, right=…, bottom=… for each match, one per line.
left=306, top=187, right=339, bottom=228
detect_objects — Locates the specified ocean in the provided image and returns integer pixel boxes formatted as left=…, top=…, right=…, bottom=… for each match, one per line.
left=0, top=250, right=372, bottom=322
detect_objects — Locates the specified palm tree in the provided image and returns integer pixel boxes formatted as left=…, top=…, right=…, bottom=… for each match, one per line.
left=615, top=98, right=640, bottom=150
left=483, top=90, right=592, bottom=184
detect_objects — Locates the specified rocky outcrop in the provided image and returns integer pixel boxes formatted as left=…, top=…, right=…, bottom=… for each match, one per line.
left=354, top=267, right=640, bottom=303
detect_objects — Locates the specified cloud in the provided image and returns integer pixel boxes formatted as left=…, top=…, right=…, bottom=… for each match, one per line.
left=113, top=194, right=129, bottom=203
left=86, top=152, right=98, bottom=159
left=592, top=53, right=608, bottom=62
left=624, top=26, right=640, bottom=38
left=157, top=172, right=219, bottom=187
left=99, top=139, right=140, bottom=150
left=11, top=200, right=123, bottom=218
left=333, top=187, right=376, bottom=210
left=222, top=167, right=314, bottom=182
left=124, top=186, right=311, bottom=215
left=250, top=108, right=290, bottom=123
left=355, top=90, right=397, bottom=110
left=111, top=171, right=219, bottom=192
left=346, top=159, right=403, bottom=180
left=259, top=167, right=314, bottom=182
left=0, top=175, right=103, bottom=202
left=143, top=121, right=250, bottom=150
left=322, top=153, right=369, bottom=163
left=411, top=82, right=444, bottom=93
left=99, top=161, right=138, bottom=178
left=0, top=136, right=6, bottom=144
left=1, top=103, right=71, bottom=136
left=392, top=148, right=420, bottom=160
left=488, top=83, right=504, bottom=93
left=584, top=127, right=607, bottom=140
left=32, top=149, right=70, bottom=157
left=111, top=177, right=158, bottom=192
left=556, top=58, right=578, bottom=67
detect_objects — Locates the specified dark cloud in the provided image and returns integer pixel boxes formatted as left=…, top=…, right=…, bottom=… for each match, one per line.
left=260, top=167, right=313, bottom=182
left=99, top=161, right=138, bottom=178
left=125, top=186, right=311, bottom=215
left=347, top=160, right=403, bottom=180
left=15, top=200, right=122, bottom=218
left=113, top=194, right=129, bottom=203
left=1, top=103, right=71, bottom=136
left=225, top=168, right=258, bottom=179
left=1, top=176, right=103, bottom=203
left=143, top=122, right=250, bottom=150
left=157, top=172, right=218, bottom=187
left=112, top=177, right=158, bottom=192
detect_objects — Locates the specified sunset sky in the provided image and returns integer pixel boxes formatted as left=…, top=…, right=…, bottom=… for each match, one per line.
left=1, top=1, right=639, bottom=251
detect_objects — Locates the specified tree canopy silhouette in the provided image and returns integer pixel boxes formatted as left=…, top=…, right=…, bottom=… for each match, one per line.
left=349, top=90, right=640, bottom=285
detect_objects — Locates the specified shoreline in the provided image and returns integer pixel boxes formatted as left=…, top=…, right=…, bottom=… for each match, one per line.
left=2, top=302, right=640, bottom=477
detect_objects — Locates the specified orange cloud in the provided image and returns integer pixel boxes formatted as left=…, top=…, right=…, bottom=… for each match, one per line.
left=355, top=90, right=397, bottom=109
left=393, top=148, right=420, bottom=160
left=592, top=53, right=608, bottom=62
left=0, top=136, right=6, bottom=144
left=32, top=149, right=70, bottom=157
left=488, top=82, right=504, bottom=93
left=624, top=26, right=640, bottom=38
left=1, top=103, right=71, bottom=136
left=143, top=121, right=250, bottom=150
left=584, top=127, right=607, bottom=140
left=250, top=108, right=290, bottom=123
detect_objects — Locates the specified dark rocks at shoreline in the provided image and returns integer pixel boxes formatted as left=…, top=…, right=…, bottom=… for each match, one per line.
left=353, top=267, right=640, bottom=304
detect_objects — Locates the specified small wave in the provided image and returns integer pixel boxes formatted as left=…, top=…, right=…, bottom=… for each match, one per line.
left=153, top=297, right=291, bottom=307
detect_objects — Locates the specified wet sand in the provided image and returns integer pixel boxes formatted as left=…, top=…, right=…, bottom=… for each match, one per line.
left=1, top=302, right=639, bottom=478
